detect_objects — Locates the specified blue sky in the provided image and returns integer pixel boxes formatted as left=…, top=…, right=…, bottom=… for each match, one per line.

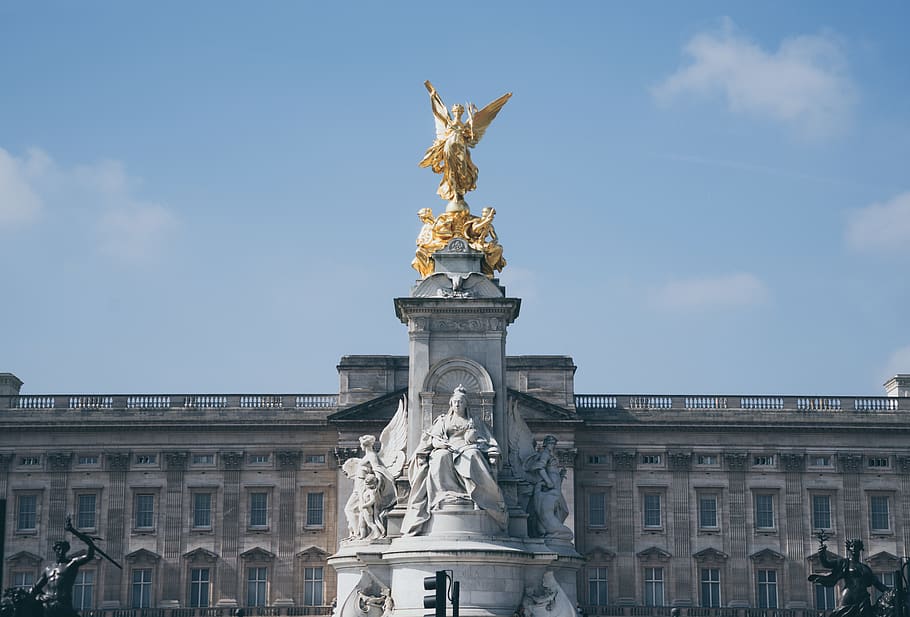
left=1, top=2, right=908, bottom=396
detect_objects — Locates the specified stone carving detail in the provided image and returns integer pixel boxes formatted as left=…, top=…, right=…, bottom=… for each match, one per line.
left=446, top=238, right=469, bottom=253
left=401, top=386, right=506, bottom=536
left=106, top=452, right=131, bottom=472
left=334, top=447, right=361, bottom=467
left=276, top=450, right=302, bottom=471
left=47, top=452, right=73, bottom=472
left=431, top=318, right=498, bottom=332
left=339, top=570, right=393, bottom=617
left=724, top=452, right=750, bottom=472
left=839, top=453, right=863, bottom=474
left=342, top=399, right=407, bottom=541
left=519, top=571, right=576, bottom=617
left=220, top=452, right=244, bottom=471
left=612, top=451, right=637, bottom=471
left=164, top=451, right=188, bottom=471
left=897, top=456, right=910, bottom=474
left=0, top=453, right=11, bottom=472
left=555, top=448, right=577, bottom=468
left=667, top=452, right=692, bottom=472
left=780, top=453, right=806, bottom=472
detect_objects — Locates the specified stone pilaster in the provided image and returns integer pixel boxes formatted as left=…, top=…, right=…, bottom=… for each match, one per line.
left=46, top=452, right=72, bottom=556
left=556, top=447, right=578, bottom=537
left=276, top=450, right=301, bottom=606
left=897, top=457, right=910, bottom=558
left=668, top=452, right=692, bottom=606
left=217, top=452, right=243, bottom=607
left=612, top=451, right=636, bottom=605
left=839, top=453, right=864, bottom=541
left=161, top=452, right=188, bottom=607
left=724, top=452, right=749, bottom=607
left=102, top=452, right=130, bottom=608
left=781, top=453, right=808, bottom=607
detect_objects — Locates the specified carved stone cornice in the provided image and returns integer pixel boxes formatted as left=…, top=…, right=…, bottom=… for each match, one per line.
left=724, top=452, right=749, bottom=472
left=780, top=453, right=806, bottom=473
left=106, top=452, right=131, bottom=472
left=556, top=448, right=577, bottom=468
left=276, top=450, right=302, bottom=471
left=838, top=453, right=863, bottom=474
left=334, top=447, right=361, bottom=467
left=164, top=451, right=188, bottom=472
left=612, top=451, right=637, bottom=471
left=47, top=452, right=73, bottom=472
left=220, top=452, right=244, bottom=471
left=667, top=452, right=692, bottom=472
left=896, top=456, right=910, bottom=474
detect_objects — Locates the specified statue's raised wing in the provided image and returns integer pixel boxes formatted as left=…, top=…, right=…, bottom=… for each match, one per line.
left=507, top=397, right=536, bottom=482
left=378, top=396, right=407, bottom=478
left=424, top=81, right=450, bottom=141
left=467, top=91, right=512, bottom=146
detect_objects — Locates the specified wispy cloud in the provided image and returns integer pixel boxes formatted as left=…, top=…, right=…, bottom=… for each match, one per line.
left=653, top=18, right=856, bottom=138
left=845, top=191, right=910, bottom=255
left=0, top=148, right=45, bottom=227
left=0, top=146, right=176, bottom=263
left=650, top=273, right=769, bottom=312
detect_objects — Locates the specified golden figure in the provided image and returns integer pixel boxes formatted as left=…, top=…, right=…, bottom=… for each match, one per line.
left=465, top=207, right=506, bottom=276
left=418, top=81, right=511, bottom=209
left=412, top=207, right=506, bottom=278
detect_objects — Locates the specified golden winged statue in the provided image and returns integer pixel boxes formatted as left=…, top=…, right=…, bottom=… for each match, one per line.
left=418, top=81, right=511, bottom=209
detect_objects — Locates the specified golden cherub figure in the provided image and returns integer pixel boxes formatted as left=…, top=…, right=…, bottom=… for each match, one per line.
left=412, top=207, right=506, bottom=278
left=418, top=81, right=511, bottom=209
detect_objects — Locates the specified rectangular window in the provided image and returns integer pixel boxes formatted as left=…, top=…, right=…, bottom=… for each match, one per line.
left=757, top=570, right=778, bottom=608
left=134, top=494, right=155, bottom=530
left=877, top=573, right=895, bottom=602
left=587, top=455, right=606, bottom=465
left=303, top=567, right=324, bottom=606
left=697, top=454, right=718, bottom=466
left=13, top=572, right=34, bottom=590
left=753, top=455, right=774, bottom=467
left=868, top=457, right=889, bottom=468
left=700, top=568, right=721, bottom=608
left=815, top=581, right=836, bottom=610
left=699, top=496, right=718, bottom=529
left=755, top=494, right=775, bottom=529
left=305, top=454, right=326, bottom=464
left=193, top=493, right=212, bottom=529
left=247, top=567, right=268, bottom=607
left=643, top=567, right=664, bottom=607
left=74, top=570, right=94, bottom=611
left=643, top=494, right=661, bottom=528
left=135, top=454, right=156, bottom=465
left=812, top=495, right=832, bottom=530
left=189, top=568, right=210, bottom=608
left=77, top=455, right=98, bottom=466
left=870, top=495, right=891, bottom=532
left=131, top=569, right=152, bottom=608
left=77, top=494, right=97, bottom=530
left=192, top=454, right=214, bottom=465
left=250, top=454, right=270, bottom=464
left=811, top=455, right=832, bottom=467
left=306, top=492, right=324, bottom=527
left=588, top=567, right=608, bottom=606
left=589, top=492, right=606, bottom=527
left=641, top=454, right=661, bottom=465
left=20, top=456, right=40, bottom=466
left=249, top=492, right=268, bottom=527
left=17, top=494, right=37, bottom=531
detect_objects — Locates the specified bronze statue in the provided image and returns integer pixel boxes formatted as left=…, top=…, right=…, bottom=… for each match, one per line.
left=809, top=535, right=889, bottom=617
left=419, top=81, right=511, bottom=209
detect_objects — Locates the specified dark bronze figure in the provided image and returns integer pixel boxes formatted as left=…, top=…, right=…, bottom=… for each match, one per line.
left=809, top=534, right=890, bottom=617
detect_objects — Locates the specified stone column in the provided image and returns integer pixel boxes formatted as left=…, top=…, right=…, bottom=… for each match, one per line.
left=839, top=454, right=864, bottom=541
left=275, top=450, right=301, bottom=606
left=556, top=447, right=578, bottom=537
left=0, top=453, right=11, bottom=507
left=161, top=451, right=188, bottom=607
left=102, top=452, right=130, bottom=608
left=724, top=452, right=749, bottom=607
left=898, top=457, right=910, bottom=558
left=612, top=451, right=637, bottom=605
left=46, top=452, right=73, bottom=556
left=668, top=451, right=693, bottom=606
left=217, top=452, right=243, bottom=607
left=781, top=453, right=807, bottom=608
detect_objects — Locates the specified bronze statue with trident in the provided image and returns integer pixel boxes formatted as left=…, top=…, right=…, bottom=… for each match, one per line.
left=809, top=531, right=890, bottom=617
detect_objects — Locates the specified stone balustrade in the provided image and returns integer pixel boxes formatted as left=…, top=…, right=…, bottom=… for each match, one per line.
left=3, top=394, right=338, bottom=411
left=582, top=607, right=827, bottom=617
left=80, top=607, right=332, bottom=617
left=574, top=394, right=910, bottom=413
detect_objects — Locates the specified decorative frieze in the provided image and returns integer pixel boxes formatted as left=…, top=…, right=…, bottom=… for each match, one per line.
left=612, top=451, right=637, bottom=471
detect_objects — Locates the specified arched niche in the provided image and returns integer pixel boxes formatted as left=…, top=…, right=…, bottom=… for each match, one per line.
left=420, top=357, right=495, bottom=429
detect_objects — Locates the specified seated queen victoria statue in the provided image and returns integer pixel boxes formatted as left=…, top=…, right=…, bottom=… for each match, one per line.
left=401, top=385, right=508, bottom=536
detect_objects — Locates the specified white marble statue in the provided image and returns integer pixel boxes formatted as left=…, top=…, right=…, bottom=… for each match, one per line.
left=339, top=570, right=393, bottom=617
left=342, top=398, right=407, bottom=540
left=401, top=385, right=507, bottom=535
left=520, top=571, right=576, bottom=617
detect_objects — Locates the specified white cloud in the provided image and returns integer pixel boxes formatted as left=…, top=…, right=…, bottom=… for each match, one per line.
left=884, top=346, right=910, bottom=381
left=0, top=146, right=176, bottom=262
left=0, top=148, right=45, bottom=227
left=845, top=191, right=910, bottom=254
left=653, top=18, right=855, bottom=138
left=650, top=272, right=769, bottom=312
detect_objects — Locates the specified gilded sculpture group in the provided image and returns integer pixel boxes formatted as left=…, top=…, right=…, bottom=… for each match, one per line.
left=412, top=206, right=506, bottom=278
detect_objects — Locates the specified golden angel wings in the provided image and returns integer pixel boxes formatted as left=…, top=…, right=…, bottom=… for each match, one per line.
left=419, top=80, right=512, bottom=203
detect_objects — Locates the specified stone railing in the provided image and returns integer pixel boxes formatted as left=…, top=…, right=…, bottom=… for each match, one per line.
left=575, top=394, right=909, bottom=413
left=582, top=607, right=828, bottom=617
left=81, top=607, right=333, bottom=617
left=3, top=394, right=338, bottom=411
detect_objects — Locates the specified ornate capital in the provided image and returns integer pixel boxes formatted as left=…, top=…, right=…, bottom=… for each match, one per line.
left=164, top=451, right=188, bottom=471
left=780, top=453, right=805, bottom=472
left=276, top=450, right=302, bottom=471
left=47, top=452, right=73, bottom=472
left=106, top=452, right=131, bottom=472
left=334, top=447, right=361, bottom=467
left=220, top=451, right=244, bottom=471
left=667, top=452, right=692, bottom=471
left=612, top=451, right=637, bottom=471
left=838, top=453, right=863, bottom=474
left=897, top=456, right=910, bottom=474
left=556, top=448, right=577, bottom=468
left=724, top=452, right=749, bottom=472
left=0, top=453, right=12, bottom=472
